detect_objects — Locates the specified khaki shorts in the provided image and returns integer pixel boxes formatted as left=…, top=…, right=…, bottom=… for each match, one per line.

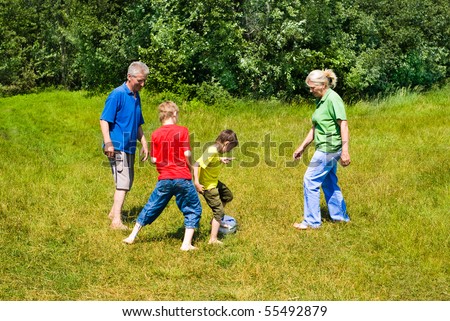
left=109, top=151, right=135, bottom=191
left=202, top=181, right=233, bottom=223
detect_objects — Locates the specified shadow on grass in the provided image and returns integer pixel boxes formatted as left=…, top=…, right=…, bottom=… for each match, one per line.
left=122, top=214, right=203, bottom=243
left=122, top=206, right=143, bottom=223
left=320, top=206, right=351, bottom=224
left=320, top=206, right=332, bottom=222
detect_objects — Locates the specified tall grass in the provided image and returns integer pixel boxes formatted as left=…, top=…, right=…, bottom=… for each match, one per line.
left=0, top=87, right=448, bottom=300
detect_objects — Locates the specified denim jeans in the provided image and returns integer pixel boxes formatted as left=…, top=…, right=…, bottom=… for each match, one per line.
left=302, top=150, right=350, bottom=227
left=136, top=179, right=202, bottom=229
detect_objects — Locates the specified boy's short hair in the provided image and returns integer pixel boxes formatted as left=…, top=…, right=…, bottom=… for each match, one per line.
left=216, top=129, right=239, bottom=148
left=158, top=101, right=179, bottom=122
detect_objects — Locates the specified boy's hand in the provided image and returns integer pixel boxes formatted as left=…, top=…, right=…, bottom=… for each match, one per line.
left=194, top=182, right=204, bottom=194
left=220, top=157, right=235, bottom=164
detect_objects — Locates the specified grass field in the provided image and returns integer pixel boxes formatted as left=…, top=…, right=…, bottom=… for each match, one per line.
left=0, top=86, right=449, bottom=301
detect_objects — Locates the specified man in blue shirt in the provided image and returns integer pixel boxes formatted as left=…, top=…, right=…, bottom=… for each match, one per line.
left=100, top=61, right=149, bottom=230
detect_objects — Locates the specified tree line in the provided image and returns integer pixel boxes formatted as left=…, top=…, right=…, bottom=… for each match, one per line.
left=1, top=0, right=449, bottom=102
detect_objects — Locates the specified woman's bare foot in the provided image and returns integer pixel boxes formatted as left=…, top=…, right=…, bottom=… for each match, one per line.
left=180, top=245, right=198, bottom=251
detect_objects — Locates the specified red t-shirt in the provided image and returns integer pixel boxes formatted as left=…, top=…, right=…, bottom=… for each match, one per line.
left=151, top=124, right=192, bottom=180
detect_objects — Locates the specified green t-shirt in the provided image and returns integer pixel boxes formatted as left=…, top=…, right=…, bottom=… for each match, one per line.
left=197, top=145, right=222, bottom=190
left=312, top=88, right=347, bottom=153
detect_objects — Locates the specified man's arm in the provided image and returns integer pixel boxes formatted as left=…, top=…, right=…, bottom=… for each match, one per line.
left=100, top=120, right=114, bottom=158
left=137, top=125, right=149, bottom=161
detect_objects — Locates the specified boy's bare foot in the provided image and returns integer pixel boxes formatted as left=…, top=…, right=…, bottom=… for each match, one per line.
left=208, top=239, right=223, bottom=245
left=180, top=245, right=198, bottom=251
left=123, top=236, right=135, bottom=244
left=110, top=222, right=128, bottom=230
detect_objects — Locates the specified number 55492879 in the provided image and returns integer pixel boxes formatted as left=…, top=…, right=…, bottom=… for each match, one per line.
left=264, top=305, right=327, bottom=317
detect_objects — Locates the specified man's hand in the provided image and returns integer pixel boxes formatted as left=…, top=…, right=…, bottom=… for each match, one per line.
left=140, top=144, right=149, bottom=162
left=104, top=142, right=115, bottom=158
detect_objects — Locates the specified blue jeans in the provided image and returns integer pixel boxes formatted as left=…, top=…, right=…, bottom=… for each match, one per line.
left=136, top=179, right=202, bottom=229
left=302, top=150, right=350, bottom=227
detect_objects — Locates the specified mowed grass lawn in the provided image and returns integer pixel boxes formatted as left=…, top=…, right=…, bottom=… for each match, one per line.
left=0, top=86, right=448, bottom=301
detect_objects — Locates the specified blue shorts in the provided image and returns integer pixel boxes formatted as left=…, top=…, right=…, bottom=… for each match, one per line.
left=136, top=179, right=202, bottom=229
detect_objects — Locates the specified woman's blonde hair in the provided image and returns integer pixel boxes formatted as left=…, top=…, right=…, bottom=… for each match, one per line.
left=158, top=101, right=179, bottom=122
left=305, top=69, right=337, bottom=89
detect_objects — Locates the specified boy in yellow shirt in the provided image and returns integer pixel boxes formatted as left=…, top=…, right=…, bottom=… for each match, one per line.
left=193, top=130, right=239, bottom=245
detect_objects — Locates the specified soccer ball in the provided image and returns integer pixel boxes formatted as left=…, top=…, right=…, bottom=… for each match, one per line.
left=218, top=215, right=237, bottom=234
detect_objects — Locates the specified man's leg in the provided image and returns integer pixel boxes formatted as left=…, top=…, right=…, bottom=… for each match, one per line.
left=110, top=189, right=128, bottom=230
left=108, top=152, right=134, bottom=229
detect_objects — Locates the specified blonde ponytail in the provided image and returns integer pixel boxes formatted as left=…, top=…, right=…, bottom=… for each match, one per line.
left=306, top=69, right=338, bottom=89
left=323, top=69, right=337, bottom=89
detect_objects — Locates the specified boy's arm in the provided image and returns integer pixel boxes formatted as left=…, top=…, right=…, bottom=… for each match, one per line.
left=184, top=150, right=193, bottom=174
left=192, top=162, right=204, bottom=194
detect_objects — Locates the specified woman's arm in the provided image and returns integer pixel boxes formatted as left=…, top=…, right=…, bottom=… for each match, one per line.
left=293, top=126, right=314, bottom=160
left=338, top=120, right=350, bottom=166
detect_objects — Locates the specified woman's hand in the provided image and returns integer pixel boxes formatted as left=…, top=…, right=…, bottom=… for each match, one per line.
left=340, top=151, right=351, bottom=167
left=293, top=146, right=304, bottom=160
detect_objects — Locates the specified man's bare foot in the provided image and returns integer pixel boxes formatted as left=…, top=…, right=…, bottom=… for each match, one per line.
left=180, top=245, right=198, bottom=251
left=208, top=239, right=223, bottom=245
left=110, top=222, right=128, bottom=230
left=123, top=236, right=135, bottom=244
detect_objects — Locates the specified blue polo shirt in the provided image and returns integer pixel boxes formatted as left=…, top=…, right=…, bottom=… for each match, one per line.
left=100, top=82, right=145, bottom=154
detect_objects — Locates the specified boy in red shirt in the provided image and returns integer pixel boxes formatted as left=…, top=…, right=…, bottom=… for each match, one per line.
left=123, top=101, right=202, bottom=251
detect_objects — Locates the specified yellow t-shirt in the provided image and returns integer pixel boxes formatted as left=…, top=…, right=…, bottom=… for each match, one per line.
left=197, top=145, right=222, bottom=190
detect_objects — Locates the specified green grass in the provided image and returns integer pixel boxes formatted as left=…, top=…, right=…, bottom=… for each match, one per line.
left=0, top=86, right=449, bottom=301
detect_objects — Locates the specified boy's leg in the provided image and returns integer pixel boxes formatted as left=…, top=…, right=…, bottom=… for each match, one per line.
left=123, top=180, right=172, bottom=244
left=217, top=181, right=233, bottom=208
left=203, top=187, right=225, bottom=243
left=180, top=228, right=197, bottom=251
left=173, top=180, right=202, bottom=250
left=209, top=219, right=222, bottom=245
left=123, top=223, right=142, bottom=244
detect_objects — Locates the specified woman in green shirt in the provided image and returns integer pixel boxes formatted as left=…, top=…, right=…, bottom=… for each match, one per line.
left=293, top=69, right=351, bottom=229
